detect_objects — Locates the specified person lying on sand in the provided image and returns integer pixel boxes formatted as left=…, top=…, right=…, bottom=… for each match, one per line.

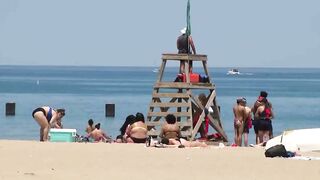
left=150, top=137, right=208, bottom=148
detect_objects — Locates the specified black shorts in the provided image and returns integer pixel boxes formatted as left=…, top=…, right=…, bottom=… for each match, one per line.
left=252, top=120, right=259, bottom=134
left=259, top=119, right=271, bottom=131
left=32, top=107, right=46, bottom=118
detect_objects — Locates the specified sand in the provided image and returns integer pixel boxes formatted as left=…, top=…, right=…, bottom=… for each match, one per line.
left=0, top=140, right=319, bottom=180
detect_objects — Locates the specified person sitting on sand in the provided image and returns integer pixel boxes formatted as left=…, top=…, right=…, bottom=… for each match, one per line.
left=119, top=114, right=136, bottom=136
left=233, top=97, right=246, bottom=146
left=87, top=123, right=112, bottom=143
left=32, top=106, right=65, bottom=141
left=85, top=119, right=95, bottom=134
left=124, top=112, right=148, bottom=143
left=159, top=114, right=182, bottom=141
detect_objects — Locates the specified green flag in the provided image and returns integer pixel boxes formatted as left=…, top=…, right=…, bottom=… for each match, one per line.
left=186, top=0, right=191, bottom=36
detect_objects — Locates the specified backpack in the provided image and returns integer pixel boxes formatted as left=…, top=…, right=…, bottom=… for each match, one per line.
left=265, top=144, right=288, bottom=158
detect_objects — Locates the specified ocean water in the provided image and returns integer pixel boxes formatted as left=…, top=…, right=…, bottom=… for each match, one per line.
left=0, top=65, right=320, bottom=144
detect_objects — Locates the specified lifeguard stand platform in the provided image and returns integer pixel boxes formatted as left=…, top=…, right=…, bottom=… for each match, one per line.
left=146, top=53, right=228, bottom=142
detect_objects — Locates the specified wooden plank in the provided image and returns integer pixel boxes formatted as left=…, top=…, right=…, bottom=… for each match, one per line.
left=146, top=121, right=192, bottom=127
left=162, top=54, right=207, bottom=61
left=154, top=82, right=215, bottom=89
left=150, top=102, right=190, bottom=108
left=202, top=60, right=211, bottom=83
left=156, top=59, right=166, bottom=83
left=190, top=90, right=228, bottom=141
left=152, top=93, right=190, bottom=98
left=148, top=111, right=191, bottom=117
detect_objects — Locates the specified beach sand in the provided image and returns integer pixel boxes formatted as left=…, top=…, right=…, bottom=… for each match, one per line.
left=0, top=140, right=319, bottom=180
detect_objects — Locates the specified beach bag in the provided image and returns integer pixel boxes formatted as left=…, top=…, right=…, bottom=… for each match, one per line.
left=265, top=144, right=288, bottom=158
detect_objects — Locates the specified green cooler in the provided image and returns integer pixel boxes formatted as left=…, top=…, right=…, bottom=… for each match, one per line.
left=49, top=129, right=77, bottom=142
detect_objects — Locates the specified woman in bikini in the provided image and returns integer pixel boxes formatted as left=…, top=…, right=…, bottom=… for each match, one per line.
left=233, top=98, right=246, bottom=146
left=32, top=106, right=65, bottom=141
left=159, top=114, right=182, bottom=145
left=125, top=112, right=148, bottom=143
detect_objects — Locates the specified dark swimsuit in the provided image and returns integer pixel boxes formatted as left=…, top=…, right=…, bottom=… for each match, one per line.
left=130, top=137, right=147, bottom=143
left=258, top=107, right=271, bottom=131
left=32, top=107, right=53, bottom=122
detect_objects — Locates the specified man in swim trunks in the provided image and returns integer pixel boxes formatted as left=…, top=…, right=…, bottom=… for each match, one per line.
left=177, top=27, right=196, bottom=73
left=243, top=106, right=252, bottom=147
left=32, top=106, right=65, bottom=141
left=233, top=97, right=246, bottom=146
left=125, top=112, right=148, bottom=143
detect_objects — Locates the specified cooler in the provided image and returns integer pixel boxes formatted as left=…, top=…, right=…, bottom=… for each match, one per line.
left=49, top=129, right=77, bottom=142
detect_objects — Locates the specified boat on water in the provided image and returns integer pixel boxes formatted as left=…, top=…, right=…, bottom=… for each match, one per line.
left=227, top=68, right=240, bottom=75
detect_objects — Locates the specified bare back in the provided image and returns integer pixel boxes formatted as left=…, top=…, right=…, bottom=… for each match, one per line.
left=127, top=121, right=147, bottom=139
left=233, top=104, right=246, bottom=123
left=90, top=129, right=107, bottom=142
left=160, top=123, right=181, bottom=140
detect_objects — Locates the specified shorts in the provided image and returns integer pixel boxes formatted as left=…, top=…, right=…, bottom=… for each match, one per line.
left=252, top=119, right=259, bottom=134
left=258, top=119, right=271, bottom=131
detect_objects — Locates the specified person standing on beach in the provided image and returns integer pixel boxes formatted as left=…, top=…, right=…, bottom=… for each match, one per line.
left=32, top=106, right=65, bottom=141
left=252, top=91, right=273, bottom=143
left=243, top=105, right=252, bottom=147
left=233, top=98, right=246, bottom=146
left=255, top=97, right=274, bottom=143
left=177, top=27, right=196, bottom=73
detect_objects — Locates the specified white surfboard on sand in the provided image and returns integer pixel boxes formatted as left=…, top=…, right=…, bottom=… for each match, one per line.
left=265, top=128, right=320, bottom=152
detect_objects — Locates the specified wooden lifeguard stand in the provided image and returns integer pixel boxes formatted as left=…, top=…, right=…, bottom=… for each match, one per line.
left=146, top=53, right=228, bottom=142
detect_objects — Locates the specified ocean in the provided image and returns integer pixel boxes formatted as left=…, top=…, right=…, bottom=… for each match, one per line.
left=1, top=65, right=320, bottom=144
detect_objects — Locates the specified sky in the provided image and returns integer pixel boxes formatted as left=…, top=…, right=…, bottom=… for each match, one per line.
left=0, top=0, right=320, bottom=68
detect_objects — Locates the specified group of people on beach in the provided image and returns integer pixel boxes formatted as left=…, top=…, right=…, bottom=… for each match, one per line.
left=31, top=105, right=207, bottom=148
left=31, top=28, right=273, bottom=147
left=233, top=91, right=274, bottom=147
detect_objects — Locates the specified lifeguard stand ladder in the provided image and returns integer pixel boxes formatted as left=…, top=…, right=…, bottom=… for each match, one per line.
left=146, top=53, right=228, bottom=141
